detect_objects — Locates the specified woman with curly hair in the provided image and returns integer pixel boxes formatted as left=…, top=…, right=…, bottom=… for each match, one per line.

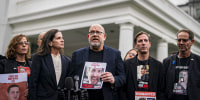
left=0, top=34, right=31, bottom=98
left=0, top=34, right=31, bottom=74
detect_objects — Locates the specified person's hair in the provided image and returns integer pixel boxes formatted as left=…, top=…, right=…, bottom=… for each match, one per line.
left=176, top=29, right=194, bottom=40
left=38, top=32, right=46, bottom=41
left=7, top=84, right=19, bottom=93
left=6, top=34, right=31, bottom=59
left=124, top=48, right=137, bottom=61
left=89, top=24, right=105, bottom=33
left=141, top=65, right=147, bottom=70
left=36, top=29, right=63, bottom=56
left=170, top=51, right=178, bottom=56
left=134, top=31, right=151, bottom=44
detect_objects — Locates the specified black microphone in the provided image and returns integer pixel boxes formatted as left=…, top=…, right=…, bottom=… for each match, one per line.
left=74, top=75, right=88, bottom=100
left=73, top=75, right=80, bottom=100
left=65, top=77, right=74, bottom=100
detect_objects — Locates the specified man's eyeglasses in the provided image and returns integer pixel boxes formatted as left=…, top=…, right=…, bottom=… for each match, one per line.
left=89, top=31, right=103, bottom=35
left=176, top=39, right=190, bottom=42
left=17, top=41, right=30, bottom=45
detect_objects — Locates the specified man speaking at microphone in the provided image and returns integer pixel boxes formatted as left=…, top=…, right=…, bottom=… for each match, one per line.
left=70, top=24, right=126, bottom=100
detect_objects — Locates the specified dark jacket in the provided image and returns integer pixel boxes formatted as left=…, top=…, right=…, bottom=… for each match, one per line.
left=163, top=53, right=200, bottom=100
left=0, top=58, right=31, bottom=74
left=0, top=55, right=6, bottom=60
left=70, top=45, right=126, bottom=100
left=124, top=55, right=165, bottom=100
left=28, top=54, right=71, bottom=100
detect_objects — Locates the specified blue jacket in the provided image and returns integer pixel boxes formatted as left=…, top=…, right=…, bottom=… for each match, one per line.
left=71, top=45, right=126, bottom=100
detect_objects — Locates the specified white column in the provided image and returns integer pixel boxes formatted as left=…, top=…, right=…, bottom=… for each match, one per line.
left=157, top=39, right=168, bottom=62
left=118, top=23, right=134, bottom=59
left=0, top=0, right=12, bottom=55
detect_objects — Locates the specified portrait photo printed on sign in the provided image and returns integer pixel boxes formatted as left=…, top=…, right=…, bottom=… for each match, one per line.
left=80, top=62, right=106, bottom=89
left=137, top=65, right=149, bottom=89
left=173, top=66, right=189, bottom=95
left=18, top=66, right=31, bottom=77
left=0, top=73, right=27, bottom=100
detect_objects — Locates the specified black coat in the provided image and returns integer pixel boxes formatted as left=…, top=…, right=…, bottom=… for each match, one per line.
left=163, top=53, right=200, bottom=100
left=28, top=54, right=71, bottom=100
left=70, top=45, right=126, bottom=100
left=0, top=58, right=31, bottom=74
left=124, top=55, right=165, bottom=100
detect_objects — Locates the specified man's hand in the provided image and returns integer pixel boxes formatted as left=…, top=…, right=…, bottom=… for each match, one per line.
left=101, top=72, right=115, bottom=84
left=24, top=89, right=28, bottom=97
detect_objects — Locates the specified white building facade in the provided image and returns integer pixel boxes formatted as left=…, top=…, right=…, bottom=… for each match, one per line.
left=1, top=0, right=200, bottom=61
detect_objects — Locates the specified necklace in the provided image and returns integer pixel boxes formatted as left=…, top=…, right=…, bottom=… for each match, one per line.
left=17, top=61, right=27, bottom=66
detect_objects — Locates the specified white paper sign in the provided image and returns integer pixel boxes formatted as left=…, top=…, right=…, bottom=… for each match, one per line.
left=80, top=62, right=107, bottom=89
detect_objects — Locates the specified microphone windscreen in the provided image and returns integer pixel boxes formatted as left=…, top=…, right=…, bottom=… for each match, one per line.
left=74, top=75, right=79, bottom=81
left=65, top=77, right=74, bottom=89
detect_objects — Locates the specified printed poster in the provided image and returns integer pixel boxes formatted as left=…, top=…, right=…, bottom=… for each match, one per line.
left=80, top=62, right=106, bottom=89
left=137, top=65, right=149, bottom=89
left=135, top=91, right=156, bottom=100
left=18, top=66, right=31, bottom=77
left=0, top=73, right=27, bottom=100
left=173, top=66, right=189, bottom=95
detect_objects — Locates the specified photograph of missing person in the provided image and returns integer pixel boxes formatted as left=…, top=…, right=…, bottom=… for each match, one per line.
left=17, top=66, right=31, bottom=77
left=136, top=97, right=146, bottom=100
left=80, top=62, right=106, bottom=89
left=7, top=84, right=20, bottom=100
left=0, top=73, right=27, bottom=100
left=137, top=65, right=149, bottom=82
left=173, top=70, right=188, bottom=95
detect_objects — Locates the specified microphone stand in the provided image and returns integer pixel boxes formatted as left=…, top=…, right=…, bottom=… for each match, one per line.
left=68, top=89, right=71, bottom=100
left=73, top=75, right=88, bottom=100
left=73, top=89, right=79, bottom=100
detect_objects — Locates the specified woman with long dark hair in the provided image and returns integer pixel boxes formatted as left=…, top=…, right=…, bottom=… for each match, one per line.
left=28, top=29, right=71, bottom=100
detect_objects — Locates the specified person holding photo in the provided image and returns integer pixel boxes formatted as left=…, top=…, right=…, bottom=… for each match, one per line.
left=0, top=34, right=31, bottom=98
left=71, top=24, right=125, bottom=100
left=0, top=34, right=31, bottom=74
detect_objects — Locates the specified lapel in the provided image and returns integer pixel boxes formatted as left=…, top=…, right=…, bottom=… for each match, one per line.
left=130, top=57, right=138, bottom=89
left=84, top=47, right=89, bottom=61
left=45, top=54, right=57, bottom=87
left=148, top=57, right=154, bottom=90
left=170, top=55, right=177, bottom=83
left=188, top=53, right=195, bottom=74
left=102, top=46, right=110, bottom=71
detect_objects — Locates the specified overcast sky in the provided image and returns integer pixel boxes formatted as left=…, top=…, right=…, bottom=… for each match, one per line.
left=168, top=0, right=189, bottom=5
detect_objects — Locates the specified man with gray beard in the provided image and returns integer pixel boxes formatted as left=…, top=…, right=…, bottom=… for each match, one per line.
left=124, top=31, right=165, bottom=100
left=71, top=24, right=125, bottom=100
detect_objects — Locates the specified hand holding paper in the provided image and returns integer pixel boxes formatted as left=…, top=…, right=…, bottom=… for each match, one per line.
left=101, top=72, right=115, bottom=84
